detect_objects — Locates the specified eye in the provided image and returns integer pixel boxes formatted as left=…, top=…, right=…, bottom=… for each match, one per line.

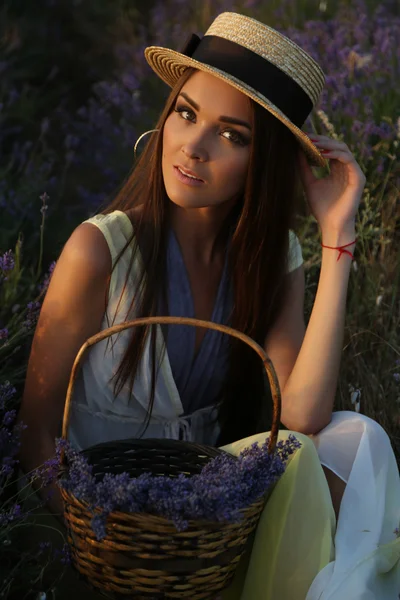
left=174, top=104, right=196, bottom=122
left=174, top=103, right=249, bottom=146
left=221, top=129, right=247, bottom=146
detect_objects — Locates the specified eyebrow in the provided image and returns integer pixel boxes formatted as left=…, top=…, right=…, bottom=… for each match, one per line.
left=179, top=92, right=252, bottom=131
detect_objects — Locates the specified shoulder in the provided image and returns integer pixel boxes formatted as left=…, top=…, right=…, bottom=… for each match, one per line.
left=80, top=206, right=143, bottom=268
left=63, top=221, right=112, bottom=279
left=36, top=223, right=112, bottom=332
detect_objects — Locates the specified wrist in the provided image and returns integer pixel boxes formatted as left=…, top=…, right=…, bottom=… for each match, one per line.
left=320, top=224, right=356, bottom=247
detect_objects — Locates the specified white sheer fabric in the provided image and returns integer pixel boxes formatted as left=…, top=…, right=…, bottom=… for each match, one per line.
left=307, top=411, right=400, bottom=599
left=219, top=412, right=400, bottom=600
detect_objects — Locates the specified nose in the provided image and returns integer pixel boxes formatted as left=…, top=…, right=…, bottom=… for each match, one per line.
left=181, top=129, right=209, bottom=162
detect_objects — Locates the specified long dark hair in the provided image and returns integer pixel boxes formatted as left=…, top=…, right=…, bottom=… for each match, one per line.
left=100, top=67, right=303, bottom=445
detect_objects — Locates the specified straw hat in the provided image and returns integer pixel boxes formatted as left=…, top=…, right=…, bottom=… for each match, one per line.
left=145, top=12, right=328, bottom=167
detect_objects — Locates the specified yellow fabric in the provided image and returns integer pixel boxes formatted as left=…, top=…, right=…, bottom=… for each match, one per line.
left=219, top=430, right=336, bottom=600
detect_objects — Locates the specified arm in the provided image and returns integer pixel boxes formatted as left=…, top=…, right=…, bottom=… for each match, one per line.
left=266, top=228, right=354, bottom=435
left=17, top=223, right=111, bottom=514
left=266, top=133, right=365, bottom=435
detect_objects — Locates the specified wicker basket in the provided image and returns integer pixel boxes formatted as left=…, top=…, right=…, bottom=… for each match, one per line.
left=60, top=317, right=282, bottom=599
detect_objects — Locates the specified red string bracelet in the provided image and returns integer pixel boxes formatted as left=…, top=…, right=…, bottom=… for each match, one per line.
left=321, top=239, right=356, bottom=261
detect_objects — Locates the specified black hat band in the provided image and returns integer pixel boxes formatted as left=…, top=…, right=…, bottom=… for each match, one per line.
left=181, top=33, right=313, bottom=128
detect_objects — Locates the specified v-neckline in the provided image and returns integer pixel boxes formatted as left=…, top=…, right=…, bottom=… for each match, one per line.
left=169, top=228, right=229, bottom=369
left=114, top=210, right=233, bottom=418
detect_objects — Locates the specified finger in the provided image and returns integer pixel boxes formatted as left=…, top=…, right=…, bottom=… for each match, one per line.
left=308, top=134, right=341, bottom=142
left=308, top=133, right=349, bottom=148
left=319, top=149, right=355, bottom=164
left=313, top=140, right=349, bottom=152
left=320, top=150, right=366, bottom=185
left=297, top=148, right=318, bottom=188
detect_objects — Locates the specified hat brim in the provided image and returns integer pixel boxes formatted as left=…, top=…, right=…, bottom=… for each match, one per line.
left=145, top=45, right=328, bottom=168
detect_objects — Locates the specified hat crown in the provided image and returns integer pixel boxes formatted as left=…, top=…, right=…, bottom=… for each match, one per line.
left=205, top=12, right=325, bottom=107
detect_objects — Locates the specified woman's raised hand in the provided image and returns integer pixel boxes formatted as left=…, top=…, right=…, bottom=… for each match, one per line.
left=297, top=134, right=366, bottom=241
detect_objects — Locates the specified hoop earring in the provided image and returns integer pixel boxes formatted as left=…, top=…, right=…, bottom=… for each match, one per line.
left=133, top=129, right=159, bottom=160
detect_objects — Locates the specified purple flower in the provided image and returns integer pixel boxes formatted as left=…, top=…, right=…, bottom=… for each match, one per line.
left=57, top=435, right=301, bottom=540
left=0, top=503, right=22, bottom=527
left=22, top=301, right=41, bottom=330
left=0, top=382, right=25, bottom=487
left=0, top=250, right=15, bottom=280
left=0, top=382, right=17, bottom=410
left=54, top=543, right=72, bottom=566
left=0, top=328, right=8, bottom=341
left=2, top=410, right=16, bottom=427
left=90, top=514, right=107, bottom=540
left=38, top=261, right=57, bottom=294
left=39, top=191, right=49, bottom=215
left=1, top=456, right=16, bottom=478
left=37, top=541, right=71, bottom=566
left=33, top=456, right=60, bottom=487
left=39, top=192, right=49, bottom=202
left=38, top=541, right=52, bottom=554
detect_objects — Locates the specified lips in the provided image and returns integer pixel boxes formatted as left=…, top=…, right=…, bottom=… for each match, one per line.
left=173, top=166, right=205, bottom=187
left=174, top=164, right=204, bottom=182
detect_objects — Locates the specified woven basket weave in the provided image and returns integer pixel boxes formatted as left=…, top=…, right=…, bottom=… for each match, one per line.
left=60, top=317, right=282, bottom=599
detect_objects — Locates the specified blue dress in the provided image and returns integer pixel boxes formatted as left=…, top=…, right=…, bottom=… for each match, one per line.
left=161, top=227, right=233, bottom=415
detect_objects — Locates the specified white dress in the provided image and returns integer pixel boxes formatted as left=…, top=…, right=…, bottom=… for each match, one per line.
left=308, top=411, right=400, bottom=599
left=68, top=210, right=303, bottom=451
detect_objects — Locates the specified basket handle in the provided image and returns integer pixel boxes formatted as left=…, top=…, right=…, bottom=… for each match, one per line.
left=61, top=317, right=282, bottom=454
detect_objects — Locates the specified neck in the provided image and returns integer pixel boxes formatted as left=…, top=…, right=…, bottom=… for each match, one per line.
left=169, top=202, right=235, bottom=266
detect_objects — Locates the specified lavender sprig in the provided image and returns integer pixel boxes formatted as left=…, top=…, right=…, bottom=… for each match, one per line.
left=56, top=435, right=301, bottom=540
left=0, top=250, right=15, bottom=282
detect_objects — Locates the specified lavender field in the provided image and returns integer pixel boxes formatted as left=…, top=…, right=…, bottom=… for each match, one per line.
left=0, top=0, right=399, bottom=595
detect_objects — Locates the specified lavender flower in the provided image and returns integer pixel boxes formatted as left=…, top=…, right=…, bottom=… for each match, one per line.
left=22, top=301, right=41, bottom=330
left=0, top=421, right=24, bottom=483
left=38, top=541, right=52, bottom=554
left=0, top=381, right=24, bottom=488
left=38, top=261, right=56, bottom=294
left=91, top=514, right=107, bottom=540
left=57, top=435, right=301, bottom=540
left=37, top=540, right=71, bottom=567
left=0, top=328, right=9, bottom=341
left=0, top=250, right=15, bottom=281
left=39, top=191, right=49, bottom=215
left=0, top=382, right=17, bottom=411
left=0, top=503, right=22, bottom=527
left=54, top=543, right=72, bottom=566
left=2, top=410, right=16, bottom=428
left=32, top=455, right=60, bottom=488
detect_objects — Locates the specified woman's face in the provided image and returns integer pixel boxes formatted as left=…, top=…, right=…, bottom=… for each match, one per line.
left=162, top=70, right=252, bottom=210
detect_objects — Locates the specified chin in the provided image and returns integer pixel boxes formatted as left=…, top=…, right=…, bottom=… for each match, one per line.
left=164, top=182, right=210, bottom=209
left=168, top=195, right=215, bottom=209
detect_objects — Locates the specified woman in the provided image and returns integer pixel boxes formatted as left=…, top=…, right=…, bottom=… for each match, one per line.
left=18, top=11, right=400, bottom=600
